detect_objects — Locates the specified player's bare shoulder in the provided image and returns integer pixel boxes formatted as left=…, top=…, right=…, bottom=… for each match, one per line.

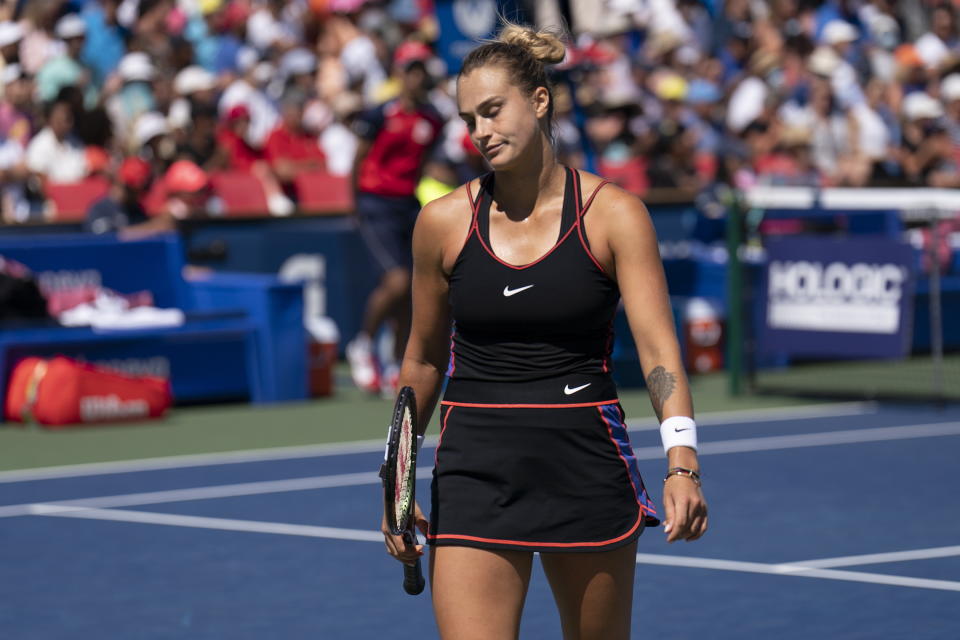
left=576, top=171, right=653, bottom=249
left=413, top=179, right=480, bottom=273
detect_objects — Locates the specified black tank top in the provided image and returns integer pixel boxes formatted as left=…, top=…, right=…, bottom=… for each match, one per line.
left=444, top=167, right=618, bottom=405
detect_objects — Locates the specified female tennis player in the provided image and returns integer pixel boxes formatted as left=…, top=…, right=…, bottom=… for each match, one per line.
left=381, top=23, right=708, bottom=640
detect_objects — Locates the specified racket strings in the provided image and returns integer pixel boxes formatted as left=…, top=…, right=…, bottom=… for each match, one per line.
left=394, top=406, right=415, bottom=526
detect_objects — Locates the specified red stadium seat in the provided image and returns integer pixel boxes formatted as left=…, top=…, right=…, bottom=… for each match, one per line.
left=294, top=170, right=354, bottom=215
left=46, top=177, right=111, bottom=222
left=209, top=170, right=270, bottom=217
left=597, top=158, right=649, bottom=197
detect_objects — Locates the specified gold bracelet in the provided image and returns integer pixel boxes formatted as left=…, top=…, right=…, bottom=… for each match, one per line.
left=664, top=466, right=701, bottom=486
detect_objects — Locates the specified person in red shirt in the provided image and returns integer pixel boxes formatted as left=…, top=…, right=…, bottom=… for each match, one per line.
left=346, top=40, right=444, bottom=395
left=212, top=104, right=294, bottom=216
left=215, top=104, right=262, bottom=171
left=264, top=90, right=327, bottom=201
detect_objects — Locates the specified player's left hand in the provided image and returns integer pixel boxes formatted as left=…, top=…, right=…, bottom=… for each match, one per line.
left=662, top=477, right=708, bottom=543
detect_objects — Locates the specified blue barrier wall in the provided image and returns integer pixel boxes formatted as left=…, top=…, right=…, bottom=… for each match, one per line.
left=0, top=234, right=306, bottom=408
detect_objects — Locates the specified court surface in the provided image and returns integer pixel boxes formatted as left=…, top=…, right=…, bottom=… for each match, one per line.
left=1, top=401, right=958, bottom=639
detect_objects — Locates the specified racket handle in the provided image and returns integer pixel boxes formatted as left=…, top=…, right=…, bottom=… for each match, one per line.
left=403, top=557, right=425, bottom=595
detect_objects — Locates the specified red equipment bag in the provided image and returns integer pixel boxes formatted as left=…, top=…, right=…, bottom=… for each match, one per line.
left=4, top=356, right=172, bottom=427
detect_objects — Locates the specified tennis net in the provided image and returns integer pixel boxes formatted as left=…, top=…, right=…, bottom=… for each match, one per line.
left=726, top=186, right=960, bottom=403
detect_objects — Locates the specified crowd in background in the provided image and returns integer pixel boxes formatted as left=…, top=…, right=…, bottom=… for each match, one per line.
left=1, top=0, right=960, bottom=227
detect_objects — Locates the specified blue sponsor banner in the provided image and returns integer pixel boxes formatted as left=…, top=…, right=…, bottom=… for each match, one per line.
left=758, top=236, right=916, bottom=359
left=435, top=0, right=523, bottom=74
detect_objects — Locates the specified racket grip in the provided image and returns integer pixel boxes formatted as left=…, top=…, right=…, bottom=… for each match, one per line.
left=403, top=558, right=425, bottom=595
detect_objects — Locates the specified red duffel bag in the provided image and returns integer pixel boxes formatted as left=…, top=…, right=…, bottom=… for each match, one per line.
left=4, top=356, right=172, bottom=427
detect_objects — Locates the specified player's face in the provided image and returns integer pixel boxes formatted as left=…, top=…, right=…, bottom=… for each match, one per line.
left=457, top=65, right=548, bottom=169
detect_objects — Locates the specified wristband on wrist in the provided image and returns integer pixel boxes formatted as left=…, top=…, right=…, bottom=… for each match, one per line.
left=664, top=466, right=701, bottom=486
left=382, top=430, right=426, bottom=462
left=659, top=416, right=697, bottom=454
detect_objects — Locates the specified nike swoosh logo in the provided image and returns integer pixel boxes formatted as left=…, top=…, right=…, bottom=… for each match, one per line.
left=563, top=383, right=591, bottom=395
left=674, top=427, right=691, bottom=432
left=503, top=284, right=534, bottom=297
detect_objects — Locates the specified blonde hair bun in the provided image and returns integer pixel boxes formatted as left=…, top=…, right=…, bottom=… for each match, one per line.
left=498, top=23, right=566, bottom=65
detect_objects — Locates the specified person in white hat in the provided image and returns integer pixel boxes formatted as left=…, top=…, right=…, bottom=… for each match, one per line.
left=218, top=57, right=279, bottom=149
left=940, top=73, right=960, bottom=149
left=818, top=20, right=865, bottom=110
left=0, top=21, right=23, bottom=64
left=0, top=63, right=34, bottom=147
left=35, top=13, right=96, bottom=106
left=167, top=65, right=218, bottom=133
left=900, top=91, right=958, bottom=187
left=0, top=20, right=24, bottom=102
left=105, top=52, right=158, bottom=149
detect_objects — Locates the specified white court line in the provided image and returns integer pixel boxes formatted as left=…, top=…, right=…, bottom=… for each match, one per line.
left=32, top=506, right=384, bottom=542
left=0, top=468, right=428, bottom=518
left=787, top=545, right=960, bottom=570
left=27, top=504, right=960, bottom=593
left=0, top=402, right=876, bottom=483
left=634, top=553, right=960, bottom=593
left=624, top=401, right=876, bottom=431
left=2, top=421, right=958, bottom=519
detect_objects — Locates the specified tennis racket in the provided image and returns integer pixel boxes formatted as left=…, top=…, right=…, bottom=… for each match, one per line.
left=381, top=385, right=425, bottom=595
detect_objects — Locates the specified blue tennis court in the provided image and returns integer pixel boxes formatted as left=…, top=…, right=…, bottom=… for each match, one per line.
left=1, top=402, right=958, bottom=639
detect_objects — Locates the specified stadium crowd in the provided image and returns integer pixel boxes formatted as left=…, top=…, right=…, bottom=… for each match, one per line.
left=0, top=0, right=960, bottom=228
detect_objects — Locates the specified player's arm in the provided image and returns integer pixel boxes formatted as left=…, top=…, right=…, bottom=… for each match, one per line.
left=598, top=186, right=707, bottom=543
left=397, top=195, right=457, bottom=437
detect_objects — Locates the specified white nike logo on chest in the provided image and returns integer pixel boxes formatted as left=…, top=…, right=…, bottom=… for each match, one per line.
left=563, top=383, right=591, bottom=395
left=502, top=284, right=534, bottom=297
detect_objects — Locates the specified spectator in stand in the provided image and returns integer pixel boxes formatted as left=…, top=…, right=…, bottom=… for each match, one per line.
left=36, top=14, right=97, bottom=107
left=162, top=158, right=223, bottom=220
left=179, top=102, right=223, bottom=170
left=942, top=73, right=960, bottom=152
left=264, top=90, right=328, bottom=202
left=0, top=117, right=31, bottom=223
left=132, top=111, right=174, bottom=175
left=900, top=91, right=959, bottom=187
left=218, top=58, right=279, bottom=149
left=106, top=52, right=157, bottom=148
left=0, top=20, right=24, bottom=78
left=756, top=125, right=821, bottom=187
left=168, top=65, right=218, bottom=139
left=26, top=97, right=88, bottom=184
left=279, top=48, right=320, bottom=100
left=214, top=103, right=261, bottom=170
left=0, top=63, right=34, bottom=147
left=85, top=156, right=172, bottom=236
left=684, top=79, right=723, bottom=184
left=346, top=40, right=443, bottom=395
left=18, top=0, right=65, bottom=75
left=320, top=91, right=362, bottom=176
left=80, top=0, right=126, bottom=89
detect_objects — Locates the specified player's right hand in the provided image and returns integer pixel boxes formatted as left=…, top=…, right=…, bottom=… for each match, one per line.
left=381, top=501, right=429, bottom=566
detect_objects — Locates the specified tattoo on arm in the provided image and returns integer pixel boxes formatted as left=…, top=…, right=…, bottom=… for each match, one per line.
left=646, top=366, right=677, bottom=421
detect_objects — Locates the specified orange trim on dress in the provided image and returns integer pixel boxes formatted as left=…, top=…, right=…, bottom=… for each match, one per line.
left=440, top=399, right=619, bottom=409
left=426, top=510, right=642, bottom=548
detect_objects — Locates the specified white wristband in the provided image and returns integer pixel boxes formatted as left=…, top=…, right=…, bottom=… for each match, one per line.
left=383, top=428, right=425, bottom=462
left=660, top=416, right=697, bottom=454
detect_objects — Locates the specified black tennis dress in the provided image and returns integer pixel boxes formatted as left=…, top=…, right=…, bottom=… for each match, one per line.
left=426, top=167, right=660, bottom=553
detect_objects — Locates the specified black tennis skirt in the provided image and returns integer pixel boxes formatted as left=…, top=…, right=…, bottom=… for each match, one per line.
left=426, top=397, right=660, bottom=553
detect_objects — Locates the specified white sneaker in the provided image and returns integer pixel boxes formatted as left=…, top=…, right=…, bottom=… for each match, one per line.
left=346, top=334, right=380, bottom=393
left=380, top=363, right=400, bottom=399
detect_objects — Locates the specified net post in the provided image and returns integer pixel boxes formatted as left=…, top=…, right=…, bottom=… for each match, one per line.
left=726, top=190, right=745, bottom=396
